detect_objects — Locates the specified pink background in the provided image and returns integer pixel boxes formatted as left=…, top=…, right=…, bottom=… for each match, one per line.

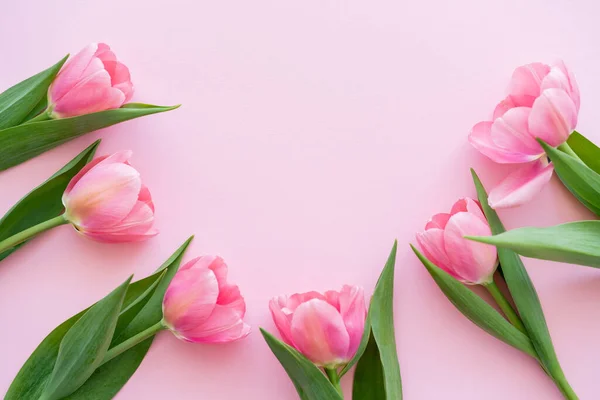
left=1, top=0, right=600, bottom=399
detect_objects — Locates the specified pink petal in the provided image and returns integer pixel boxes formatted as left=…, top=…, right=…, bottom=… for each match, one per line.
left=207, top=258, right=246, bottom=316
left=53, top=77, right=126, bottom=118
left=493, top=95, right=536, bottom=119
left=528, top=88, right=578, bottom=147
left=103, top=61, right=134, bottom=101
left=542, top=61, right=580, bottom=111
left=49, top=43, right=99, bottom=103
left=443, top=213, right=497, bottom=284
left=469, top=121, right=538, bottom=164
left=324, top=290, right=340, bottom=310
left=416, top=229, right=458, bottom=279
left=491, top=107, right=542, bottom=157
left=287, top=291, right=327, bottom=311
left=425, top=213, right=451, bottom=230
left=507, top=62, right=551, bottom=100
left=181, top=305, right=251, bottom=344
left=163, top=268, right=219, bottom=332
left=64, top=163, right=141, bottom=229
left=488, top=159, right=554, bottom=209
left=64, top=155, right=108, bottom=196
left=291, top=299, right=350, bottom=366
left=91, top=201, right=154, bottom=234
left=450, top=198, right=485, bottom=222
left=269, top=296, right=295, bottom=346
left=80, top=228, right=158, bottom=243
left=137, top=185, right=154, bottom=212
left=338, top=285, right=366, bottom=359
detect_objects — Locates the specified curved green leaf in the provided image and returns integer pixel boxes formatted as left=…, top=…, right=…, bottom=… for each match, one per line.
left=567, top=131, right=600, bottom=174
left=40, top=276, right=131, bottom=400
left=0, top=103, right=179, bottom=171
left=0, top=140, right=100, bottom=262
left=468, top=221, right=600, bottom=268
left=260, top=329, right=342, bottom=400
left=541, top=139, right=600, bottom=216
left=0, top=55, right=67, bottom=129
left=412, top=245, right=537, bottom=357
left=471, top=169, right=576, bottom=397
left=352, top=333, right=386, bottom=400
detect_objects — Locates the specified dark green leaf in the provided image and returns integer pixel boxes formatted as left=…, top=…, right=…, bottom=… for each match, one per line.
left=471, top=169, right=575, bottom=396
left=5, top=238, right=193, bottom=400
left=567, top=131, right=600, bottom=174
left=412, top=245, right=537, bottom=358
left=0, top=140, right=100, bottom=262
left=468, top=221, right=600, bottom=268
left=352, top=333, right=386, bottom=400
left=0, top=103, right=180, bottom=171
left=0, top=55, right=67, bottom=129
left=260, top=329, right=342, bottom=400
left=40, top=276, right=131, bottom=400
left=540, top=139, right=600, bottom=216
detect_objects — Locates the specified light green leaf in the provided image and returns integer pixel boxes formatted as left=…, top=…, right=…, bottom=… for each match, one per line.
left=540, top=139, right=600, bottom=217
left=0, top=103, right=179, bottom=171
left=567, top=131, right=600, bottom=175
left=471, top=169, right=576, bottom=398
left=412, top=245, right=537, bottom=358
left=0, top=55, right=67, bottom=129
left=260, top=329, right=342, bottom=400
left=0, top=140, right=100, bottom=262
left=5, top=237, right=193, bottom=400
left=468, top=221, right=600, bottom=269
left=40, top=276, right=132, bottom=400
left=352, top=333, right=386, bottom=400
left=354, top=241, right=402, bottom=399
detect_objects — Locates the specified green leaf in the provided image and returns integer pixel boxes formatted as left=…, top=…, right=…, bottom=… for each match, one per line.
left=540, top=139, right=600, bottom=217
left=0, top=103, right=180, bottom=171
left=5, top=237, right=193, bottom=400
left=471, top=169, right=575, bottom=396
left=567, top=131, right=600, bottom=174
left=354, top=241, right=402, bottom=399
left=411, top=245, right=537, bottom=358
left=468, top=221, right=600, bottom=268
left=260, top=329, right=342, bottom=400
left=352, top=333, right=386, bottom=400
left=0, top=140, right=100, bottom=262
left=0, top=55, right=67, bottom=130
left=40, top=276, right=131, bottom=400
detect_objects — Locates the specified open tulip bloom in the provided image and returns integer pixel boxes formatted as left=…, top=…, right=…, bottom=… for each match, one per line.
left=0, top=150, right=157, bottom=258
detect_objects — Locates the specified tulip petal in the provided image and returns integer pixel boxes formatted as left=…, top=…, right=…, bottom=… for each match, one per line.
left=163, top=268, right=219, bottom=332
left=450, top=198, right=486, bottom=222
left=137, top=185, right=154, bottom=212
left=269, top=296, right=295, bottom=345
left=416, top=229, right=458, bottom=278
left=291, top=299, right=350, bottom=366
left=425, top=213, right=451, bottom=230
left=207, top=258, right=246, bottom=316
left=182, top=305, right=251, bottom=343
left=324, top=290, right=340, bottom=310
left=529, top=88, right=578, bottom=147
left=103, top=61, right=134, bottom=101
left=52, top=74, right=126, bottom=118
left=338, top=285, right=366, bottom=359
left=491, top=107, right=542, bottom=157
left=488, top=159, right=554, bottom=209
left=542, top=61, right=580, bottom=111
left=63, top=155, right=108, bottom=196
left=469, top=121, right=539, bottom=164
left=443, top=213, right=497, bottom=284
left=80, top=228, right=158, bottom=243
left=507, top=62, right=550, bottom=100
left=49, top=43, right=99, bottom=102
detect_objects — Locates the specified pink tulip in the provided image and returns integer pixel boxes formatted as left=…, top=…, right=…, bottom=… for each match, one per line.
left=62, top=151, right=157, bottom=243
left=416, top=198, right=498, bottom=285
left=48, top=43, right=133, bottom=118
left=469, top=61, right=580, bottom=208
left=269, top=285, right=366, bottom=367
left=163, top=256, right=251, bottom=343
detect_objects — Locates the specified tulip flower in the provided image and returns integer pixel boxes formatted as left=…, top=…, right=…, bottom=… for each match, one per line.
left=469, top=61, right=580, bottom=208
left=269, top=285, right=366, bottom=368
left=0, top=150, right=156, bottom=257
left=41, top=43, right=133, bottom=119
left=162, top=256, right=251, bottom=343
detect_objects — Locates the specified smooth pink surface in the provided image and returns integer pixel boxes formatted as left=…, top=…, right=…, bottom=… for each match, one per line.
left=1, top=1, right=600, bottom=399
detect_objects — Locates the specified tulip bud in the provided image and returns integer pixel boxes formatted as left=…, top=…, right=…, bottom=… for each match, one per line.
left=163, top=256, right=251, bottom=343
left=269, top=285, right=366, bottom=367
left=416, top=198, right=498, bottom=285
left=48, top=43, right=134, bottom=118
left=62, top=151, right=157, bottom=242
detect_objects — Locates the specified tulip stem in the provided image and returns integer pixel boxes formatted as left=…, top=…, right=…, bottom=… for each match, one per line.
left=101, top=320, right=166, bottom=366
left=484, top=280, right=527, bottom=334
left=0, top=215, right=68, bottom=255
left=325, top=367, right=343, bottom=397
left=557, top=142, right=582, bottom=162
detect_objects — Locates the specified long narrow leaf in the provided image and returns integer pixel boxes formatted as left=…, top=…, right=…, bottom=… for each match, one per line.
left=468, top=221, right=600, bottom=268
left=0, top=103, right=179, bottom=171
left=352, top=333, right=386, bottom=400
left=261, top=329, right=342, bottom=400
left=412, top=245, right=537, bottom=358
left=567, top=131, right=600, bottom=174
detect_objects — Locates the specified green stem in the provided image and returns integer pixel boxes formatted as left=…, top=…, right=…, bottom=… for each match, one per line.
left=0, top=215, right=68, bottom=254
left=484, top=279, right=527, bottom=334
left=27, top=110, right=51, bottom=123
left=552, top=370, right=579, bottom=400
left=557, top=142, right=582, bottom=162
left=325, top=367, right=343, bottom=398
left=101, top=320, right=166, bottom=366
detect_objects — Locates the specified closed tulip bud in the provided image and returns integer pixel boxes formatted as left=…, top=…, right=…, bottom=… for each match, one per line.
left=269, top=285, right=366, bottom=367
left=416, top=198, right=498, bottom=285
left=48, top=43, right=133, bottom=118
left=163, top=256, right=251, bottom=343
left=62, top=151, right=157, bottom=243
